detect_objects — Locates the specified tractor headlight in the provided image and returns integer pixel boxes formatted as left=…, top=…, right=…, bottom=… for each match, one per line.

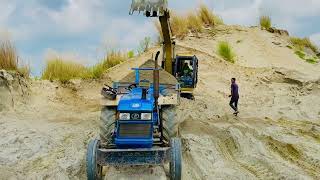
left=119, top=113, right=130, bottom=120
left=141, top=113, right=152, bottom=120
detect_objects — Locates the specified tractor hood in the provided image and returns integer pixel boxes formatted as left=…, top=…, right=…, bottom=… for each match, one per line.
left=118, top=88, right=154, bottom=111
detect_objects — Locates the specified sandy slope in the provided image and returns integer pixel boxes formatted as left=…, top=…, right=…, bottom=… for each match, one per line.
left=0, top=25, right=320, bottom=180
left=175, top=45, right=320, bottom=179
left=0, top=80, right=102, bottom=179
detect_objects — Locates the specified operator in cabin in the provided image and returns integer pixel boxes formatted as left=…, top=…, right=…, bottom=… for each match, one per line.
left=177, top=62, right=194, bottom=88
left=182, top=62, right=192, bottom=77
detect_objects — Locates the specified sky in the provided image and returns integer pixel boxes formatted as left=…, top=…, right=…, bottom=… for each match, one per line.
left=0, top=0, right=319, bottom=76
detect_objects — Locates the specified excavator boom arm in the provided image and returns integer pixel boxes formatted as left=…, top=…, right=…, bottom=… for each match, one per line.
left=159, top=11, right=173, bottom=74
left=129, top=0, right=174, bottom=74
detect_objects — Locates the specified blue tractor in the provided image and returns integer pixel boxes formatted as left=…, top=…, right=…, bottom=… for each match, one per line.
left=86, top=51, right=182, bottom=180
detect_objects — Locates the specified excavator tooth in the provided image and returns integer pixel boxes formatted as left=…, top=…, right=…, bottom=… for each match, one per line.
left=129, top=0, right=168, bottom=17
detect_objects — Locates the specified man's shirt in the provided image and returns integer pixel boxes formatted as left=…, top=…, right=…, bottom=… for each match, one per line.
left=231, top=83, right=239, bottom=98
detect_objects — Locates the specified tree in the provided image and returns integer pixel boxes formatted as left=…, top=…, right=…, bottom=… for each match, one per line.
left=138, top=37, right=151, bottom=54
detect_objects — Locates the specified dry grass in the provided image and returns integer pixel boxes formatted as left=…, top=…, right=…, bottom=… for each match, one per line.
left=187, top=12, right=203, bottom=34
left=18, top=66, right=30, bottom=78
left=217, top=41, right=235, bottom=63
left=1, top=40, right=30, bottom=78
left=87, top=62, right=104, bottom=79
left=0, top=40, right=17, bottom=70
left=89, top=50, right=127, bottom=79
left=170, top=13, right=188, bottom=39
left=42, top=58, right=88, bottom=82
left=290, top=37, right=319, bottom=53
left=198, top=5, right=223, bottom=27
left=154, top=5, right=223, bottom=40
left=42, top=50, right=127, bottom=82
left=260, top=16, right=271, bottom=29
left=102, top=50, right=126, bottom=69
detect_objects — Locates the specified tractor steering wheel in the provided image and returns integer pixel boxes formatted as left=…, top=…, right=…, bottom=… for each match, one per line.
left=127, top=83, right=137, bottom=91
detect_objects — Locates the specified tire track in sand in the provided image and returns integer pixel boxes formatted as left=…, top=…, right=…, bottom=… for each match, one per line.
left=181, top=117, right=279, bottom=180
left=182, top=150, right=206, bottom=180
left=264, top=136, right=320, bottom=179
left=211, top=123, right=280, bottom=180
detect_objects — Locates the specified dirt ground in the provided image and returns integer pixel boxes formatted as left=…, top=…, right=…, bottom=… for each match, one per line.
left=0, top=25, right=319, bottom=180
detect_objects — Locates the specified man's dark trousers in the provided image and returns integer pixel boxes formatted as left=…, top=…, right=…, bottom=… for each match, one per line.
left=229, top=97, right=239, bottom=111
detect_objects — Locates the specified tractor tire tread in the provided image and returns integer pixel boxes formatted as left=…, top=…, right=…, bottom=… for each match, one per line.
left=100, top=106, right=116, bottom=144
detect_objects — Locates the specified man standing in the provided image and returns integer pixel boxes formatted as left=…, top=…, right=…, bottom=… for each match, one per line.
left=229, top=78, right=239, bottom=116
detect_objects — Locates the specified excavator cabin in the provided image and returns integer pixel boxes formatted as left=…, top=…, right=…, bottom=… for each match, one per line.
left=174, top=55, right=198, bottom=99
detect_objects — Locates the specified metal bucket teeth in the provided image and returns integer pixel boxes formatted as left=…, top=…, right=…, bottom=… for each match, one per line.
left=129, top=0, right=168, bottom=17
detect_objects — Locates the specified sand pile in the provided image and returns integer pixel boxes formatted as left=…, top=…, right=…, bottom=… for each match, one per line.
left=120, top=59, right=177, bottom=84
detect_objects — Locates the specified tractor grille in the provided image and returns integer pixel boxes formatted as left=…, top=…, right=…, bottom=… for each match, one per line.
left=118, top=123, right=151, bottom=138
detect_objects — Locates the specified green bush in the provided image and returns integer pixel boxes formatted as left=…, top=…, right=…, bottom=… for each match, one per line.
left=260, top=16, right=271, bottom=29
left=305, top=58, right=318, bottom=64
left=294, top=50, right=306, bottom=59
left=217, top=41, right=235, bottom=63
left=128, top=50, right=135, bottom=58
left=294, top=50, right=319, bottom=64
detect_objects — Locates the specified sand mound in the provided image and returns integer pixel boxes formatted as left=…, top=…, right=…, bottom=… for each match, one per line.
left=1, top=25, right=320, bottom=180
left=120, top=59, right=177, bottom=84
left=0, top=79, right=100, bottom=179
left=0, top=70, right=29, bottom=111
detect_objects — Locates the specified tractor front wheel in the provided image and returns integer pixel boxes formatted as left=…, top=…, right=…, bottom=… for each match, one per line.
left=170, top=138, right=182, bottom=180
left=162, top=106, right=178, bottom=141
left=86, top=139, right=102, bottom=180
left=100, top=106, right=116, bottom=145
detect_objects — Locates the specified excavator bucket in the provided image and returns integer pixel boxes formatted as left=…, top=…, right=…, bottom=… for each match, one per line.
left=129, top=0, right=168, bottom=17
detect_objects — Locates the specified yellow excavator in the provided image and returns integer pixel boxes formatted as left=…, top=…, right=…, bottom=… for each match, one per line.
left=130, top=0, right=199, bottom=99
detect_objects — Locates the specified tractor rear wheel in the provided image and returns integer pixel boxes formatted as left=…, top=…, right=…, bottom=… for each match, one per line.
left=170, top=138, right=182, bottom=180
left=100, top=106, right=116, bottom=145
left=162, top=105, right=178, bottom=141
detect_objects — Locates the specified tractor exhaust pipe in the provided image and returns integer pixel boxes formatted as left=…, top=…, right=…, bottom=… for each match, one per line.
left=153, top=51, right=162, bottom=141
left=142, top=88, right=147, bottom=100
left=154, top=51, right=160, bottom=102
